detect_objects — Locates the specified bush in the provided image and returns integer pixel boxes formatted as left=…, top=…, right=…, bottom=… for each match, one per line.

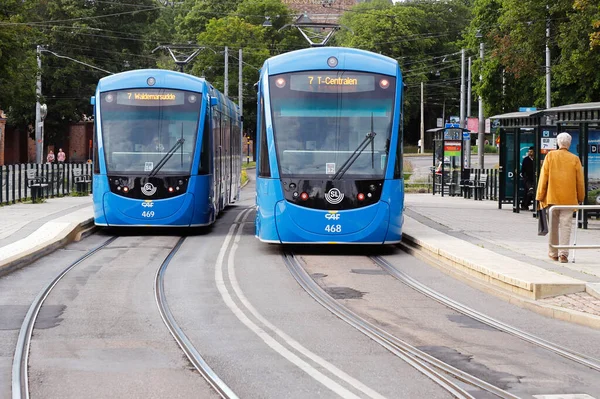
left=471, top=145, right=498, bottom=154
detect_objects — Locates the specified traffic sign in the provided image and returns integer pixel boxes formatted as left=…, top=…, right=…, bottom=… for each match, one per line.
left=463, top=132, right=470, bottom=140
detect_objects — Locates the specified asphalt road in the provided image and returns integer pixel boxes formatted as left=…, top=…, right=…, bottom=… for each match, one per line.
left=2, top=170, right=600, bottom=399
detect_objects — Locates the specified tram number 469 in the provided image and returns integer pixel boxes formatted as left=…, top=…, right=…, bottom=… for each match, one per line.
left=142, top=211, right=155, bottom=218
left=324, top=224, right=342, bottom=233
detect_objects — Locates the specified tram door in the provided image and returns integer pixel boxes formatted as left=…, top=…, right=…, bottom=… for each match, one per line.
left=213, top=111, right=222, bottom=212
left=223, top=114, right=230, bottom=207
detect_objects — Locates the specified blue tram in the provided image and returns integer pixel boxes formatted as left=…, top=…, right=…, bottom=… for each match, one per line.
left=92, top=69, right=242, bottom=227
left=255, top=47, right=404, bottom=244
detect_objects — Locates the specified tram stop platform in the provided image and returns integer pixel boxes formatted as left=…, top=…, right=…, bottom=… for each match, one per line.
left=0, top=196, right=94, bottom=276
left=403, top=193, right=600, bottom=329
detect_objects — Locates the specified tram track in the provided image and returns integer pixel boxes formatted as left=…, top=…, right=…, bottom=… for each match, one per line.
left=371, top=254, right=600, bottom=373
left=283, top=251, right=518, bottom=399
left=154, top=237, right=238, bottom=399
left=12, top=236, right=118, bottom=399
left=12, top=234, right=237, bottom=399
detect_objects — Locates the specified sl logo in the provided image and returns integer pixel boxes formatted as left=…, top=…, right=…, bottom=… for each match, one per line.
left=325, top=188, right=344, bottom=205
left=141, top=182, right=157, bottom=196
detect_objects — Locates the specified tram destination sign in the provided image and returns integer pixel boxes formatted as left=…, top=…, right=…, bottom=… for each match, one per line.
left=114, top=90, right=185, bottom=106
left=290, top=74, right=376, bottom=93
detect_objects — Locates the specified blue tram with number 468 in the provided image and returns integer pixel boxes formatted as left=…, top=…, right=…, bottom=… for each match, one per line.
left=255, top=47, right=404, bottom=244
left=92, top=69, right=242, bottom=227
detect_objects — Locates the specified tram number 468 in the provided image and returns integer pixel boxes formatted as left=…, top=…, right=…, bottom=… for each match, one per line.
left=324, top=224, right=342, bottom=233
left=142, top=211, right=155, bottom=218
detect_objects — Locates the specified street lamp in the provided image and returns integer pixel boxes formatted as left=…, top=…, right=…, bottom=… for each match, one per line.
left=476, top=29, right=485, bottom=169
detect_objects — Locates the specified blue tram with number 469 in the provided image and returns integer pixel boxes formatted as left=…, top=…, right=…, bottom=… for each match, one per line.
left=92, top=69, right=242, bottom=227
left=255, top=47, right=404, bottom=244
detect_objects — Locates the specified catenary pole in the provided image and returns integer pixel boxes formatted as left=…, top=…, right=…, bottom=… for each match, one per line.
left=224, top=46, right=229, bottom=97
left=35, top=45, right=42, bottom=164
left=546, top=7, right=551, bottom=109
left=420, top=82, right=424, bottom=154
left=459, top=49, right=465, bottom=129
left=478, top=41, right=485, bottom=170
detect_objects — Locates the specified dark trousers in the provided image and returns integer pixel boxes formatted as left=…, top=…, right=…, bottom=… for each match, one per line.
left=521, top=180, right=534, bottom=209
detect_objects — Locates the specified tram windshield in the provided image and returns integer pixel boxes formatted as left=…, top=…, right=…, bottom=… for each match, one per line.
left=99, top=89, right=200, bottom=174
left=269, top=71, right=396, bottom=178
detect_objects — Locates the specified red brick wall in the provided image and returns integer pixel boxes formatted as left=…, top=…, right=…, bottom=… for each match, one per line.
left=68, top=122, right=93, bottom=162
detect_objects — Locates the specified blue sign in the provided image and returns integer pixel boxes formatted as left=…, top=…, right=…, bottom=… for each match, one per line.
left=463, top=132, right=470, bottom=140
left=445, top=123, right=460, bottom=128
left=519, top=107, right=537, bottom=112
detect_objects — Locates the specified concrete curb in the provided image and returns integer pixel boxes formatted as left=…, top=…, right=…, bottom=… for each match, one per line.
left=399, top=239, right=600, bottom=330
left=0, top=217, right=95, bottom=278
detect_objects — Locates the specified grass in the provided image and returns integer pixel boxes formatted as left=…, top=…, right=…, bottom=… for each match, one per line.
left=243, top=161, right=256, bottom=169
left=471, top=145, right=498, bottom=154
left=241, top=169, right=249, bottom=185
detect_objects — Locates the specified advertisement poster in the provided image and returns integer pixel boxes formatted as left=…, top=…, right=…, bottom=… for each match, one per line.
left=444, top=141, right=462, bottom=157
left=519, top=132, right=534, bottom=200
left=588, top=129, right=600, bottom=205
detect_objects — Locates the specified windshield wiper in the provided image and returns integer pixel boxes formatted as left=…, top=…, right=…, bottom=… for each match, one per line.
left=333, top=114, right=377, bottom=180
left=148, top=138, right=185, bottom=177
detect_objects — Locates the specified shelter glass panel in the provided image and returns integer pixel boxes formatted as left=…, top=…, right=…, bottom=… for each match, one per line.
left=588, top=127, right=600, bottom=205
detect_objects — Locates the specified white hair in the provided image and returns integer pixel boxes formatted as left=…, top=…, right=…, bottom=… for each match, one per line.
left=556, top=132, right=572, bottom=149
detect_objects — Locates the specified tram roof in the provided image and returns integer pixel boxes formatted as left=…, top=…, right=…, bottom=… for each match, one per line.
left=97, top=69, right=207, bottom=92
left=263, top=47, right=399, bottom=76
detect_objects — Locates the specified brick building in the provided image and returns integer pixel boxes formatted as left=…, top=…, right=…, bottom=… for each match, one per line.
left=282, top=0, right=379, bottom=23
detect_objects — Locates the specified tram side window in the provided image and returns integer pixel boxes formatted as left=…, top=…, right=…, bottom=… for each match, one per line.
left=393, top=127, right=403, bottom=178
left=259, top=95, right=271, bottom=177
left=199, top=112, right=210, bottom=175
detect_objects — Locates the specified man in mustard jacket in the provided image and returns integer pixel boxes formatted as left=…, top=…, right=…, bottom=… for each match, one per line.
left=536, top=132, right=585, bottom=263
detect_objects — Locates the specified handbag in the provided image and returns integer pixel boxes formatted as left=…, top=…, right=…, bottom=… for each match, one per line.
left=537, top=205, right=548, bottom=236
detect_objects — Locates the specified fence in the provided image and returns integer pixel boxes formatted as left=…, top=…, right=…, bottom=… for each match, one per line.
left=0, top=163, right=92, bottom=205
left=430, top=168, right=499, bottom=201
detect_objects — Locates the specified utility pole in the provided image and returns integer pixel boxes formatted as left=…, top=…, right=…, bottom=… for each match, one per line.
left=459, top=49, right=465, bottom=129
left=467, top=57, right=472, bottom=120
left=224, top=46, right=229, bottom=97
left=239, top=48, right=247, bottom=164
left=35, top=45, right=42, bottom=164
left=545, top=6, right=551, bottom=109
left=420, top=82, right=424, bottom=154
left=478, top=40, right=485, bottom=170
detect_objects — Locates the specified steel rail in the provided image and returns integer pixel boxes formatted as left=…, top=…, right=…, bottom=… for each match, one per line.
left=372, top=254, right=600, bottom=373
left=283, top=251, right=518, bottom=399
left=155, top=237, right=238, bottom=399
left=12, top=236, right=118, bottom=399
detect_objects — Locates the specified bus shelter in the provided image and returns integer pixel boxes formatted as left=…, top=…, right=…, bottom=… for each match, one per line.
left=428, top=125, right=470, bottom=197
left=489, top=111, right=545, bottom=213
left=544, top=102, right=600, bottom=227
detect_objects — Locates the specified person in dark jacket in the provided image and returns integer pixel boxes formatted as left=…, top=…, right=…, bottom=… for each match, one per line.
left=521, top=147, right=535, bottom=210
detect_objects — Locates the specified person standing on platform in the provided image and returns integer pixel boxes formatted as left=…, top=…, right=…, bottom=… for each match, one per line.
left=46, top=150, right=55, bottom=164
left=57, top=148, right=66, bottom=163
left=521, top=147, right=535, bottom=210
left=536, top=133, right=585, bottom=263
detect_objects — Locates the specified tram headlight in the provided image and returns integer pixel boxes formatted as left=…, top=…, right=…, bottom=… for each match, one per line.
left=369, top=184, right=377, bottom=192
left=300, top=192, right=309, bottom=201
left=379, top=79, right=390, bottom=89
left=275, top=77, right=286, bottom=88
left=357, top=193, right=365, bottom=201
left=168, top=187, right=174, bottom=193
left=122, top=186, right=129, bottom=193
left=188, top=95, right=197, bottom=103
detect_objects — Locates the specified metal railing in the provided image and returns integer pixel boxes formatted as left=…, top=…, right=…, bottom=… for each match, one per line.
left=549, top=205, right=600, bottom=263
left=0, top=163, right=92, bottom=205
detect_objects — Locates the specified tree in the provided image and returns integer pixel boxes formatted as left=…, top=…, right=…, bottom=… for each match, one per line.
left=0, top=0, right=38, bottom=130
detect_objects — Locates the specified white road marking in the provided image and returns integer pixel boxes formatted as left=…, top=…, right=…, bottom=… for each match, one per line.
left=533, top=395, right=596, bottom=399
left=215, top=208, right=383, bottom=398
